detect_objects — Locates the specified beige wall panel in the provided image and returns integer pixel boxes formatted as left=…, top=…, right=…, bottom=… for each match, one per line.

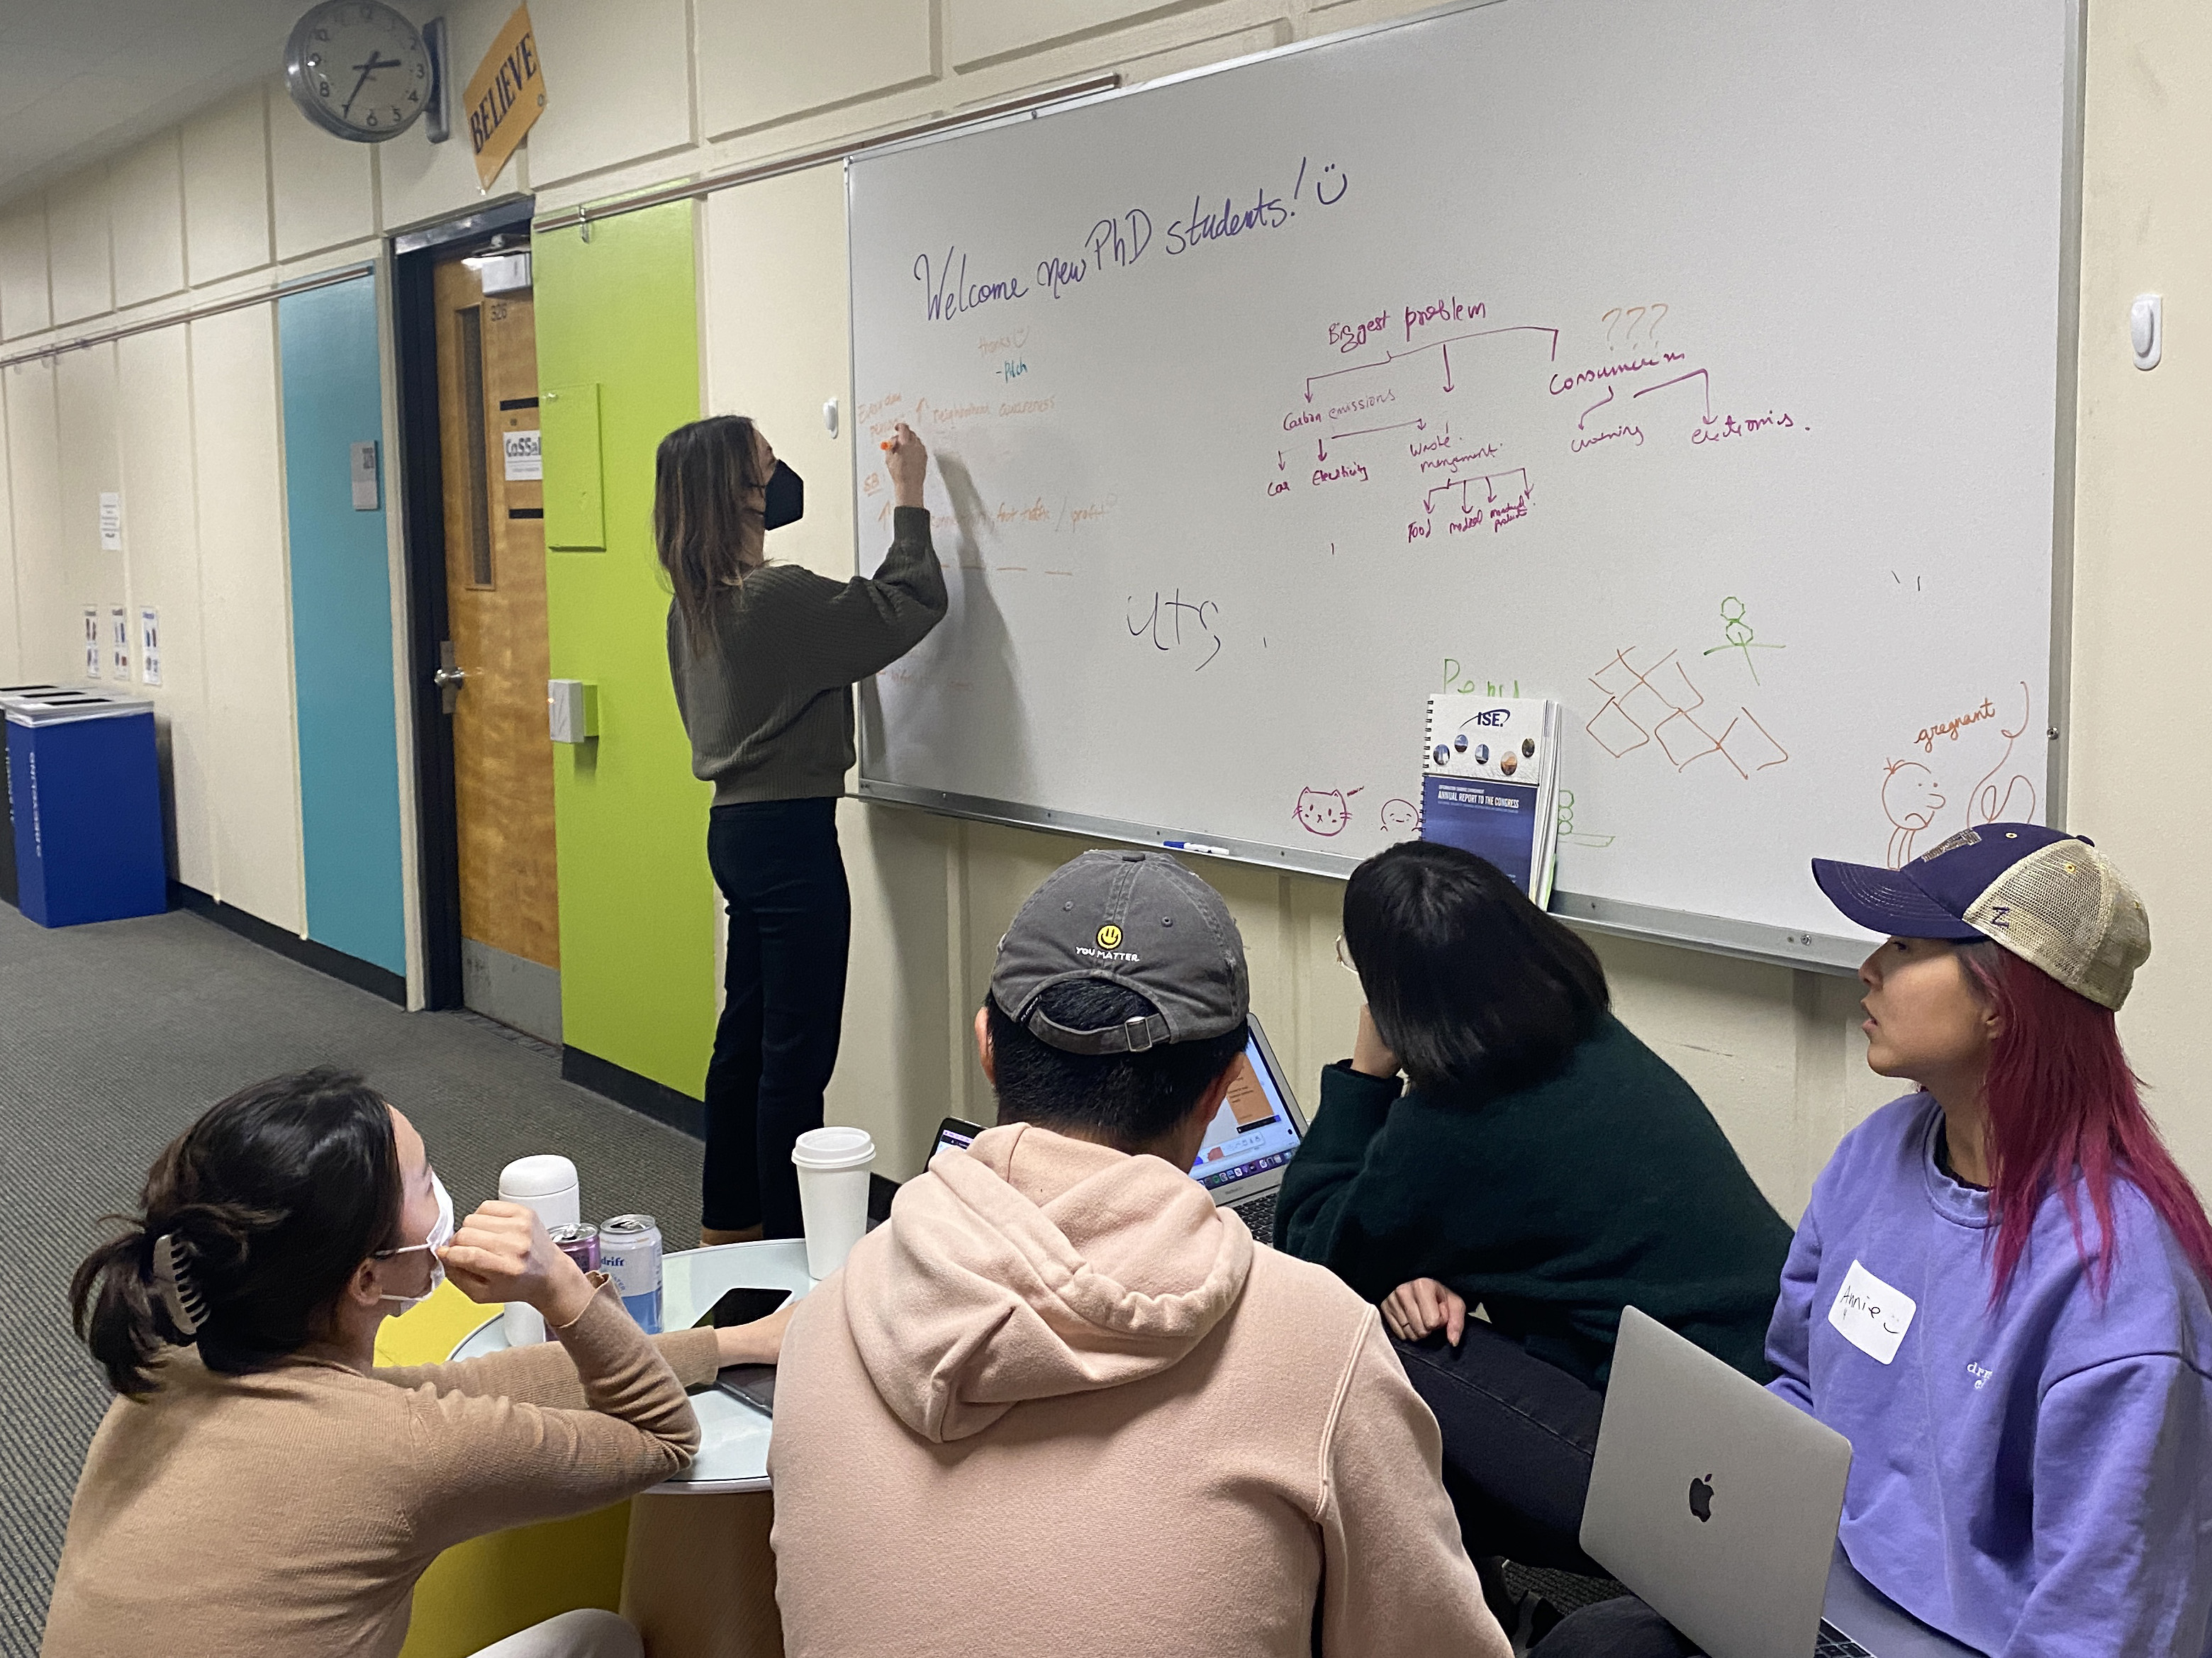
left=183, top=84, right=274, bottom=285
left=0, top=198, right=51, bottom=342
left=830, top=800, right=961, bottom=1177
left=5, top=362, right=75, bottom=683
left=0, top=376, right=17, bottom=680
left=272, top=100, right=377, bottom=261
left=45, top=170, right=114, bottom=326
left=701, top=166, right=854, bottom=581
left=2069, top=0, right=2212, bottom=1192
left=189, top=306, right=303, bottom=931
left=525, top=0, right=694, bottom=185
left=697, top=0, right=933, bottom=139
left=53, top=352, right=123, bottom=692
left=118, top=327, right=214, bottom=890
left=377, top=0, right=531, bottom=224
left=946, top=0, right=1234, bottom=69
left=110, top=135, right=189, bottom=310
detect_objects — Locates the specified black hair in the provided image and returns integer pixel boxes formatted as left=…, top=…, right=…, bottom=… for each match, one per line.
left=1342, top=841, right=1609, bottom=1098
left=69, top=1068, right=405, bottom=1397
left=984, top=980, right=1248, bottom=1151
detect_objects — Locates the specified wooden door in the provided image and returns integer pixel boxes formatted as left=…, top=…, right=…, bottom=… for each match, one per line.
left=432, top=254, right=560, bottom=1041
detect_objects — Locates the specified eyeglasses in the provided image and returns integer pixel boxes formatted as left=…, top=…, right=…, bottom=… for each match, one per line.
left=1334, top=934, right=1358, bottom=975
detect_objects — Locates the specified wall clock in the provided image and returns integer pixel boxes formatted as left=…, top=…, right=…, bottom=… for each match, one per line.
left=284, top=1, right=433, bottom=142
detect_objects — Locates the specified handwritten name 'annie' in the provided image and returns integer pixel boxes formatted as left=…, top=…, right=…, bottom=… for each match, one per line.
left=1918, top=698, right=1999, bottom=754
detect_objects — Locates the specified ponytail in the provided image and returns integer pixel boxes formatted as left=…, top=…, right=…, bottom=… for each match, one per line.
left=69, top=1069, right=403, bottom=1397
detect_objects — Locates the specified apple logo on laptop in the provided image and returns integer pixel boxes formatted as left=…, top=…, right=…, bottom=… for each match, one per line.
left=1688, top=1474, right=1715, bottom=1523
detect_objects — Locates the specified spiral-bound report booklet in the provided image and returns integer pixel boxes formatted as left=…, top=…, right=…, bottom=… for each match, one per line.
left=1419, top=695, right=1563, bottom=902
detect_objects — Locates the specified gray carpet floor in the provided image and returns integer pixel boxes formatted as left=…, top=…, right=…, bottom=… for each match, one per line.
left=0, top=903, right=705, bottom=1657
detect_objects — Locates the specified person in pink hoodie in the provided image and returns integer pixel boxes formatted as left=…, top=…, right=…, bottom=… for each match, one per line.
left=767, top=850, right=1510, bottom=1658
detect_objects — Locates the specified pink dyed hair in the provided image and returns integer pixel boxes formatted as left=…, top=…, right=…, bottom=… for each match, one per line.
left=1960, top=942, right=2212, bottom=1301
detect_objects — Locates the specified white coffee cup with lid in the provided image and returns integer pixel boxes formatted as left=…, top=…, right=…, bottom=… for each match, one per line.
left=498, top=1154, right=579, bottom=1345
left=791, top=1127, right=876, bottom=1279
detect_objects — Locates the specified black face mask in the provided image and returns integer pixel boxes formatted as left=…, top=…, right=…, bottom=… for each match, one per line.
left=762, top=460, right=804, bottom=530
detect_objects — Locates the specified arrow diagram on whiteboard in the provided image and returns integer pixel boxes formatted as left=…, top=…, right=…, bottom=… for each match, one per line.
left=1579, top=385, right=1614, bottom=429
left=1317, top=435, right=1327, bottom=462
left=1277, top=451, right=1285, bottom=471
left=1632, top=366, right=1714, bottom=423
left=1441, top=343, right=1453, bottom=393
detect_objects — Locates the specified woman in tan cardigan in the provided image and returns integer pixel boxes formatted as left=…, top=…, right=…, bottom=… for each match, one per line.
left=42, top=1068, right=788, bottom=1658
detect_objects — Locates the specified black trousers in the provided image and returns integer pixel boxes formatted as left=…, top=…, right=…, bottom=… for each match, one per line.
left=702, top=798, right=851, bottom=1238
left=1392, top=1318, right=1609, bottom=1574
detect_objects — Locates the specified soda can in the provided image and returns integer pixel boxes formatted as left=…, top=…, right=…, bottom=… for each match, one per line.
left=548, top=1222, right=600, bottom=1275
left=600, top=1214, right=663, bottom=1333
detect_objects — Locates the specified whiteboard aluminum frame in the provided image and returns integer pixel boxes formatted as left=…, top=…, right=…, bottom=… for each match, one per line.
left=847, top=0, right=2082, bottom=980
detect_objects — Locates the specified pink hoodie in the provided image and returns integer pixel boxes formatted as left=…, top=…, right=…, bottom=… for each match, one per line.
left=769, top=1123, right=1508, bottom=1658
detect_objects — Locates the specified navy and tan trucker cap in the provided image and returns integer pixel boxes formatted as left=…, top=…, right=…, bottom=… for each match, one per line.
left=991, top=850, right=1249, bottom=1055
left=1811, top=822, right=2150, bottom=1010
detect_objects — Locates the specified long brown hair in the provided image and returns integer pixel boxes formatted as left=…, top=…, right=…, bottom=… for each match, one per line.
left=655, top=414, right=766, bottom=649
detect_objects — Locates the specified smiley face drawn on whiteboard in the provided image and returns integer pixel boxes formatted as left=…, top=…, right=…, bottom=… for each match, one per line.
left=1380, top=798, right=1421, bottom=837
left=1294, top=787, right=1361, bottom=836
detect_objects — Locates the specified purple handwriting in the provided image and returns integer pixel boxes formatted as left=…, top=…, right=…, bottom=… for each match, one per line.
left=1314, top=460, right=1370, bottom=486
left=915, top=247, right=1027, bottom=322
left=1570, top=422, right=1643, bottom=454
left=1165, top=186, right=1291, bottom=257
left=1404, top=295, right=1487, bottom=340
left=1548, top=352, right=1685, bottom=396
left=1692, top=410, right=1800, bottom=445
left=1331, top=311, right=1390, bottom=353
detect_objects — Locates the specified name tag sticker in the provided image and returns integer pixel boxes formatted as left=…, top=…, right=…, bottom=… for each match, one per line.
left=1828, top=1258, right=1916, bottom=1365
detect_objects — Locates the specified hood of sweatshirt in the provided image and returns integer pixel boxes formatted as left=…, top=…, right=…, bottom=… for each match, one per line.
left=840, top=1121, right=1256, bottom=1444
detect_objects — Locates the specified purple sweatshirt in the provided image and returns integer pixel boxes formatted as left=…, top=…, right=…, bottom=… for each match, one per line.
left=1768, top=1094, right=2212, bottom=1658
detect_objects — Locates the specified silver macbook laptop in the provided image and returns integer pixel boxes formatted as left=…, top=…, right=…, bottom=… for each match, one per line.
left=1582, top=1306, right=1984, bottom=1658
left=931, top=1014, right=1307, bottom=1246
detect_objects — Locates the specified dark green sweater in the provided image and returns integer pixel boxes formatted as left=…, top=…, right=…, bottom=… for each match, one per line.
left=668, top=506, right=946, bottom=804
left=1278, top=1013, right=1792, bottom=1388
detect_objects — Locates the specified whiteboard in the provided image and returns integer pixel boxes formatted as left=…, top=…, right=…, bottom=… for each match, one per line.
left=847, top=0, right=2074, bottom=969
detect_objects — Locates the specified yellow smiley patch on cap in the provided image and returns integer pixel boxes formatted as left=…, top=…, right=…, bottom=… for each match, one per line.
left=1096, top=924, right=1123, bottom=950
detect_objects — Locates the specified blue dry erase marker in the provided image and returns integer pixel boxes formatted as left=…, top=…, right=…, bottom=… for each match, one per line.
left=1163, top=840, right=1233, bottom=858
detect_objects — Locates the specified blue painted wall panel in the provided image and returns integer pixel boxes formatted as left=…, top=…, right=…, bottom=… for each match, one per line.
left=280, top=278, right=407, bottom=978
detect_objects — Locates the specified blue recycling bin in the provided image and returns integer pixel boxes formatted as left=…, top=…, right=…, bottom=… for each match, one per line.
left=2, top=687, right=167, bottom=928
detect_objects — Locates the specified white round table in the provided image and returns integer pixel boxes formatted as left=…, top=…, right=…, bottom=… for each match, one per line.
left=447, top=1238, right=817, bottom=1494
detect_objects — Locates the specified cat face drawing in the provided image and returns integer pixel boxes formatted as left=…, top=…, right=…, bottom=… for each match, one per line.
left=1295, top=787, right=1360, bottom=836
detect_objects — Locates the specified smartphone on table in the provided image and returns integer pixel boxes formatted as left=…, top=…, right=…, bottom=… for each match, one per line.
left=692, top=1286, right=793, bottom=1416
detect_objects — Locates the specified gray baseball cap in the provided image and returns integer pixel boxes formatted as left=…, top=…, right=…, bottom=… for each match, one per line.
left=991, top=850, right=1249, bottom=1055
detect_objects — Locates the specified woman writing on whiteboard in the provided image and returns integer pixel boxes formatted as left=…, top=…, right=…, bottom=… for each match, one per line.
left=1277, top=841, right=1793, bottom=1622
left=659, top=416, right=945, bottom=1244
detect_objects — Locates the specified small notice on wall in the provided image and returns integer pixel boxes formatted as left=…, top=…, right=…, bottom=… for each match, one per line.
left=110, top=606, right=129, bottom=680
left=99, top=492, right=122, bottom=552
left=503, top=429, right=542, bottom=481
left=83, top=606, right=101, bottom=679
left=140, top=608, right=162, bottom=687
left=465, top=5, right=546, bottom=190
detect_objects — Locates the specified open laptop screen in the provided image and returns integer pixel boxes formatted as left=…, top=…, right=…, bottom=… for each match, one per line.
left=1189, top=1025, right=1302, bottom=1193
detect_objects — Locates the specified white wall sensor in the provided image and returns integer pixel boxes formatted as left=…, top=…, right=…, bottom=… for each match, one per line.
left=2132, top=294, right=2162, bottom=371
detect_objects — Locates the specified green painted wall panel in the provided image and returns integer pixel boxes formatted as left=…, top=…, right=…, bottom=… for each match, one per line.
left=535, top=206, right=713, bottom=1096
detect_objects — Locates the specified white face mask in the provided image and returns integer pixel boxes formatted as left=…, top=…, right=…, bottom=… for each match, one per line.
left=374, top=1170, right=454, bottom=1312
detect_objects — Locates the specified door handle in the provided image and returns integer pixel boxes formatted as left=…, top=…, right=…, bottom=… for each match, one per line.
left=436, top=642, right=467, bottom=714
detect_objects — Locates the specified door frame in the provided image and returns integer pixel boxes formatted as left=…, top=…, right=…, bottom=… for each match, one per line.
left=391, top=198, right=537, bottom=1010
